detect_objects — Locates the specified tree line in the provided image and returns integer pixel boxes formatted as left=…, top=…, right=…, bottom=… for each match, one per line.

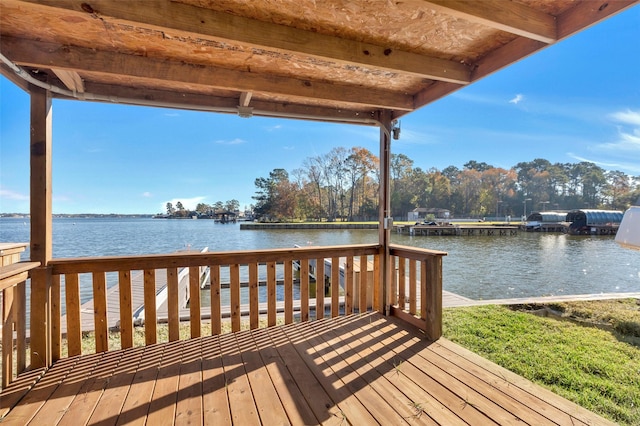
left=166, top=200, right=240, bottom=217
left=252, top=147, right=640, bottom=222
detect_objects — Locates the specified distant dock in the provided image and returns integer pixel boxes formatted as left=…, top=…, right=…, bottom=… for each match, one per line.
left=394, top=224, right=519, bottom=236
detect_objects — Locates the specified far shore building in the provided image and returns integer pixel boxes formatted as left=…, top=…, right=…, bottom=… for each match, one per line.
left=407, top=207, right=451, bottom=222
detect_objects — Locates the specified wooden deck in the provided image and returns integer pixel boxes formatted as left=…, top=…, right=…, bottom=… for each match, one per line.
left=0, top=313, right=613, bottom=425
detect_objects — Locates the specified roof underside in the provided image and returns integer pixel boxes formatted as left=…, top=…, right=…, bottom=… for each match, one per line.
left=1, top=0, right=637, bottom=125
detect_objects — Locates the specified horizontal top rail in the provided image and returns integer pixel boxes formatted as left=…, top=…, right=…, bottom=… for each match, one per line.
left=0, top=261, right=40, bottom=291
left=49, top=244, right=381, bottom=275
left=389, top=244, right=447, bottom=260
left=0, top=242, right=28, bottom=257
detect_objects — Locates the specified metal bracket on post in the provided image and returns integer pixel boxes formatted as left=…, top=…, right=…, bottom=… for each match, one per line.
left=383, top=216, right=393, bottom=229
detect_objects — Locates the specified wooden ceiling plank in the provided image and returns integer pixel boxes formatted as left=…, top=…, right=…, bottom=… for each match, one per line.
left=1, top=36, right=414, bottom=111
left=421, top=0, right=557, bottom=43
left=23, top=0, right=471, bottom=84
left=52, top=68, right=84, bottom=93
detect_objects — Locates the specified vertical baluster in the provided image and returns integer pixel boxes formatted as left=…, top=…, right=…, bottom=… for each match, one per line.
left=398, top=257, right=406, bottom=309
left=391, top=256, right=398, bottom=309
left=267, top=261, right=276, bottom=327
left=167, top=267, right=179, bottom=341
left=316, top=258, right=325, bottom=320
left=284, top=260, right=293, bottom=324
left=409, top=259, right=417, bottom=315
left=17, top=278, right=27, bottom=371
left=119, top=270, right=133, bottom=349
left=189, top=266, right=201, bottom=338
left=2, top=286, right=14, bottom=387
left=359, top=255, right=368, bottom=313
left=210, top=265, right=221, bottom=335
left=143, top=269, right=157, bottom=345
left=93, top=271, right=108, bottom=353
left=249, top=263, right=259, bottom=329
left=345, top=256, right=353, bottom=315
left=372, top=254, right=380, bottom=312
left=230, top=264, right=240, bottom=332
left=300, top=259, right=309, bottom=322
left=331, top=257, right=339, bottom=318
left=420, top=260, right=427, bottom=320
left=65, top=273, right=82, bottom=356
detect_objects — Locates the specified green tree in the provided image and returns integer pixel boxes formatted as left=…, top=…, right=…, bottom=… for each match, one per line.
left=225, top=199, right=240, bottom=212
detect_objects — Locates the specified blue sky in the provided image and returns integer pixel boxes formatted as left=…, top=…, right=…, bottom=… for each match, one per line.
left=1, top=6, right=639, bottom=215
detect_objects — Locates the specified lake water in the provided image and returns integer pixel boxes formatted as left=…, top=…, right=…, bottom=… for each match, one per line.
left=1, top=217, right=639, bottom=301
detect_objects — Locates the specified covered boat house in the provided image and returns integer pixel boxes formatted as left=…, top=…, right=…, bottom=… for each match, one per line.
left=524, top=211, right=568, bottom=232
left=1, top=1, right=637, bottom=424
left=566, top=209, right=625, bottom=235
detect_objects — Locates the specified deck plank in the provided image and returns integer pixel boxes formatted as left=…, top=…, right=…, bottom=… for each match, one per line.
left=200, top=335, right=231, bottom=425
left=146, top=340, right=183, bottom=426
left=27, top=354, right=104, bottom=425
left=250, top=327, right=321, bottom=425
left=234, top=331, right=290, bottom=424
left=56, top=350, right=124, bottom=425
left=308, top=317, right=433, bottom=424
left=0, top=358, right=77, bottom=425
left=281, top=320, right=379, bottom=424
left=1, top=312, right=616, bottom=426
left=174, top=338, right=203, bottom=425
left=266, top=326, right=343, bottom=425
left=88, top=346, right=146, bottom=425
left=219, top=333, right=261, bottom=424
left=334, top=315, right=465, bottom=425
left=116, top=344, right=165, bottom=426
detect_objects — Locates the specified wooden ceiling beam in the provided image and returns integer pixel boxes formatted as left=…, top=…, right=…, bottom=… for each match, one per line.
left=421, top=0, right=557, bottom=43
left=22, top=0, right=471, bottom=84
left=556, top=0, right=639, bottom=39
left=63, top=82, right=381, bottom=125
left=1, top=36, right=414, bottom=111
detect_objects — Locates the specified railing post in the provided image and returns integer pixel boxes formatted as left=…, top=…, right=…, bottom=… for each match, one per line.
left=377, top=110, right=393, bottom=315
left=29, top=86, right=53, bottom=369
left=424, top=256, right=443, bottom=340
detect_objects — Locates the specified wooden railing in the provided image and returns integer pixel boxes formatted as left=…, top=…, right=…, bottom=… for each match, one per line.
left=1, top=242, right=445, bottom=387
left=389, top=244, right=447, bottom=340
left=0, top=243, right=39, bottom=388
left=48, top=244, right=382, bottom=359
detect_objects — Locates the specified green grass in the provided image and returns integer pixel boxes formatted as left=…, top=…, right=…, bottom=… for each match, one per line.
left=443, top=302, right=640, bottom=425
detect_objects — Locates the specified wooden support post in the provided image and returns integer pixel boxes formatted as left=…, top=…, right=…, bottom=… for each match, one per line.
left=29, top=86, right=53, bottom=369
left=377, top=110, right=393, bottom=315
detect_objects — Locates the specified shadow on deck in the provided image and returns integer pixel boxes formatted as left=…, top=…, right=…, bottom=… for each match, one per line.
left=0, top=312, right=612, bottom=425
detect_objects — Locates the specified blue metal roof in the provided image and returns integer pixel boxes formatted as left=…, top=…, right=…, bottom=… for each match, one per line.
left=526, top=211, right=567, bottom=222
left=566, top=209, right=624, bottom=225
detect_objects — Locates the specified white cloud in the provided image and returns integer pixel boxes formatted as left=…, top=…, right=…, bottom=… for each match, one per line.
left=215, top=138, right=246, bottom=145
left=163, top=196, right=207, bottom=211
left=574, top=108, right=640, bottom=174
left=0, top=188, right=29, bottom=200
left=567, top=153, right=640, bottom=174
left=609, top=109, right=640, bottom=126
left=509, top=94, right=524, bottom=104
left=142, top=192, right=152, bottom=198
